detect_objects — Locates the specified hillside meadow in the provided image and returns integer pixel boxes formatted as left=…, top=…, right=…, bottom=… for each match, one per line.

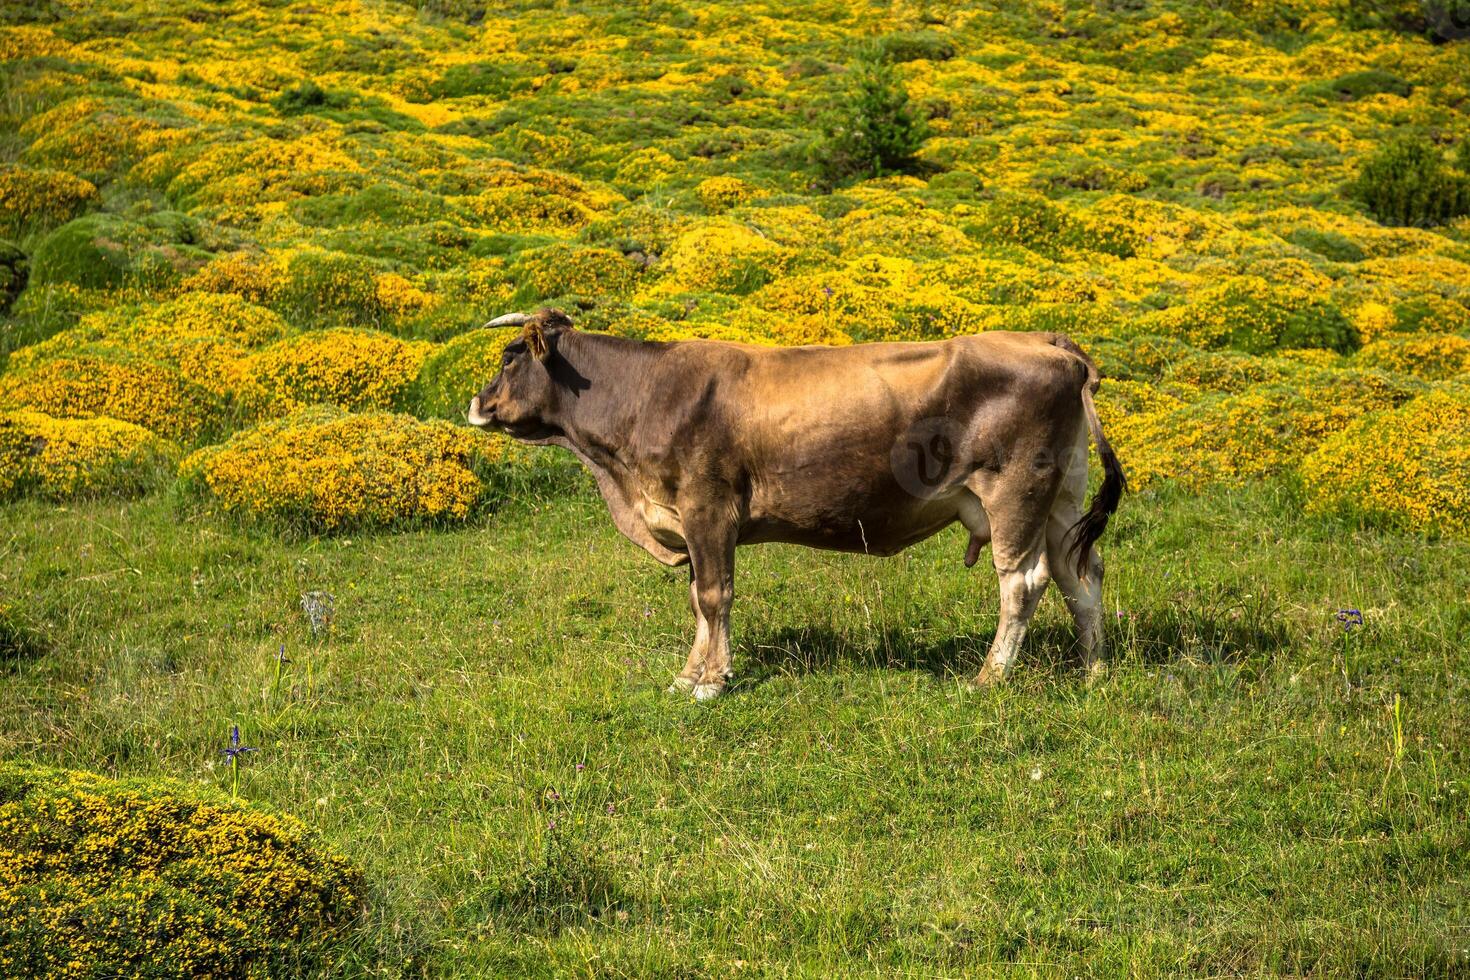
left=2, top=0, right=1469, bottom=975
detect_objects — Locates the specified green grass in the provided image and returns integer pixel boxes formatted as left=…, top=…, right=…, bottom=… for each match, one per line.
left=2, top=472, right=1468, bottom=976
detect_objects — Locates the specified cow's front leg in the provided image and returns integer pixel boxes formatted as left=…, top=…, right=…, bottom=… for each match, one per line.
left=684, top=517, right=737, bottom=701
left=667, top=570, right=708, bottom=695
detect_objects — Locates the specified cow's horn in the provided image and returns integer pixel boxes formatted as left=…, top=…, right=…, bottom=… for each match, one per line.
left=483, top=312, right=532, bottom=328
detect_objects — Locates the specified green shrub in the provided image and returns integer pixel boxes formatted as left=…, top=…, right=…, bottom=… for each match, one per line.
left=29, top=213, right=211, bottom=291
left=808, top=50, right=929, bottom=187
left=1142, top=278, right=1359, bottom=354
left=0, top=763, right=364, bottom=979
left=0, top=240, right=26, bottom=313
left=968, top=193, right=1138, bottom=260
left=1349, top=135, right=1470, bottom=227
left=511, top=243, right=638, bottom=302
left=1424, top=0, right=1470, bottom=41
left=428, top=63, right=516, bottom=100
left=1303, top=69, right=1412, bottom=101
left=1286, top=227, right=1367, bottom=263
left=271, top=80, right=348, bottom=115
left=875, top=31, right=956, bottom=63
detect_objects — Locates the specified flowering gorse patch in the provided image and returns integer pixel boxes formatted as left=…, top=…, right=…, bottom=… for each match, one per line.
left=1301, top=389, right=1470, bottom=536
left=244, top=329, right=434, bottom=414
left=0, top=763, right=363, bottom=979
left=179, top=406, right=501, bottom=531
left=0, top=410, right=179, bottom=500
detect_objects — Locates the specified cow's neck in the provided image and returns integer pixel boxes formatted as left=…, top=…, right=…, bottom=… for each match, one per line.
left=553, top=330, right=663, bottom=470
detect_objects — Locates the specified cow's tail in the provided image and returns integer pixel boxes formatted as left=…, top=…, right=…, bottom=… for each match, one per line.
left=1052, top=335, right=1126, bottom=578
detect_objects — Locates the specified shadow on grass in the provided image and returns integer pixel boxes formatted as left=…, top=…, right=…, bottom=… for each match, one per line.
left=733, top=591, right=1290, bottom=691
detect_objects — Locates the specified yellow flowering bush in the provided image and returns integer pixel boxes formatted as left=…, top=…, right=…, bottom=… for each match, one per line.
left=0, top=354, right=221, bottom=442
left=270, top=248, right=386, bottom=327
left=375, top=272, right=438, bottom=318
left=181, top=251, right=279, bottom=306
left=0, top=410, right=178, bottom=499
left=0, top=165, right=98, bottom=234
left=1301, top=390, right=1470, bottom=537
left=180, top=407, right=499, bottom=530
left=0, top=763, right=363, bottom=979
left=10, top=293, right=289, bottom=402
left=458, top=187, right=594, bottom=232
left=1355, top=333, right=1470, bottom=381
left=19, top=96, right=181, bottom=182
left=1109, top=372, right=1416, bottom=490
left=662, top=221, right=792, bottom=295
left=1140, top=278, right=1357, bottom=354
left=245, top=329, right=434, bottom=413
left=696, top=176, right=760, bottom=213
left=512, top=244, right=637, bottom=300
left=1, top=0, right=1468, bottom=545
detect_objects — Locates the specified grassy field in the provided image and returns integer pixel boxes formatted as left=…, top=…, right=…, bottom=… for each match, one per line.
left=3, top=470, right=1467, bottom=976
left=3, top=0, right=1470, bottom=973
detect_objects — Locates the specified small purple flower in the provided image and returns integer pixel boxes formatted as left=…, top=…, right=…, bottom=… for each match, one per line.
left=221, top=724, right=257, bottom=761
left=549, top=790, right=561, bottom=800
left=606, top=803, right=616, bottom=815
left=548, top=819, right=557, bottom=829
left=575, top=763, right=585, bottom=772
left=822, top=285, right=835, bottom=298
left=221, top=725, right=256, bottom=799
left=1336, top=608, right=1364, bottom=630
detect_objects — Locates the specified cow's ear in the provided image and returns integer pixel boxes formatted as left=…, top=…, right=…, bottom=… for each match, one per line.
left=522, top=320, right=549, bottom=360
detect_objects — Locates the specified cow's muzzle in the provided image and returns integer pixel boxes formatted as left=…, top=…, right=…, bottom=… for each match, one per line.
left=466, top=395, right=495, bottom=428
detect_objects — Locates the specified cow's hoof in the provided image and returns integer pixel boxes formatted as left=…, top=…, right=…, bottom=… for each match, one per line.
left=666, top=676, right=696, bottom=695
left=692, top=682, right=724, bottom=702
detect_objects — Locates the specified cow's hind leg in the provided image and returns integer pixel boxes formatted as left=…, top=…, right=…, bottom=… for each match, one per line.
left=1045, top=444, right=1106, bottom=678
left=975, top=536, right=1050, bottom=686
left=969, top=468, right=1060, bottom=686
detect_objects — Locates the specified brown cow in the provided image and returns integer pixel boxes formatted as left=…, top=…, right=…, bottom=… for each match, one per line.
left=468, top=309, right=1125, bottom=700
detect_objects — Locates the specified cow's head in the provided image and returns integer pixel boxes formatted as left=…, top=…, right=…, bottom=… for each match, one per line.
left=466, top=308, right=574, bottom=439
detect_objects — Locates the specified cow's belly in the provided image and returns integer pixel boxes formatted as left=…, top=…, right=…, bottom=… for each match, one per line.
left=743, top=488, right=965, bottom=556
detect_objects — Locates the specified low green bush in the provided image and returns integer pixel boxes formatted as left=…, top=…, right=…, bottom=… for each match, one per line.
left=808, top=50, right=929, bottom=187
left=1303, top=69, right=1412, bottom=102
left=270, top=247, right=386, bottom=328
left=1349, top=135, right=1470, bottom=228
left=29, top=213, right=211, bottom=291
left=875, top=31, right=956, bottom=63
